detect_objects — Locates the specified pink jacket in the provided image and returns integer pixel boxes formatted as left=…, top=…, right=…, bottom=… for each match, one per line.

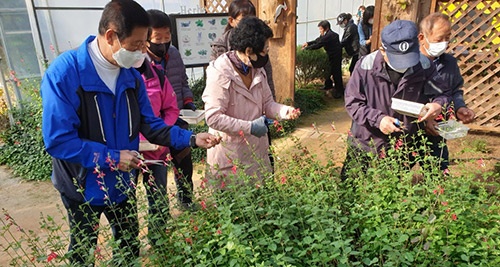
left=202, top=53, right=290, bottom=180
left=139, top=62, right=179, bottom=160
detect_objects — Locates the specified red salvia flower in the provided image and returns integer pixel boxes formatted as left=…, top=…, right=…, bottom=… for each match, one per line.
left=47, top=251, right=57, bottom=262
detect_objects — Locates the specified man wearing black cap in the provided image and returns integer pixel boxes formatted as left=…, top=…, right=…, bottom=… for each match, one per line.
left=337, top=13, right=359, bottom=75
left=341, top=20, right=450, bottom=180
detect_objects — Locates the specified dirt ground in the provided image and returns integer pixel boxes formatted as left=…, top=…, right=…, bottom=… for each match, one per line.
left=1, top=95, right=499, bottom=265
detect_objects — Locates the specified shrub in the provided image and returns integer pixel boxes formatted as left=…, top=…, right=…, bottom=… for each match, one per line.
left=3, top=133, right=499, bottom=266
left=0, top=89, right=51, bottom=181
left=295, top=46, right=330, bottom=88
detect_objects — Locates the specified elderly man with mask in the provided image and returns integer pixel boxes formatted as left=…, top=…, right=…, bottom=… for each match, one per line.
left=419, top=12, right=475, bottom=172
left=341, top=20, right=450, bottom=181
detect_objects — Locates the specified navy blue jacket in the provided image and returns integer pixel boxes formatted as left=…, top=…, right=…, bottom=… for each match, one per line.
left=41, top=36, right=192, bottom=205
left=435, top=53, right=466, bottom=110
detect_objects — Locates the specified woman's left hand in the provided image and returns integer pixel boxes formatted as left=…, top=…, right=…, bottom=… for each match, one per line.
left=287, top=107, right=301, bottom=120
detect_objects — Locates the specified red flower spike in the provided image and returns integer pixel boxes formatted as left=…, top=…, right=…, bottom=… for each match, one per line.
left=47, top=251, right=58, bottom=262
left=185, top=237, right=193, bottom=245
left=216, top=229, right=222, bottom=235
left=451, top=214, right=457, bottom=221
left=200, top=200, right=207, bottom=210
left=231, top=165, right=237, bottom=174
left=280, top=176, right=287, bottom=184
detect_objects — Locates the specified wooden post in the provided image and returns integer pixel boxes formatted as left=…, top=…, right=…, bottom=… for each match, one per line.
left=372, top=0, right=432, bottom=55
left=256, top=0, right=296, bottom=103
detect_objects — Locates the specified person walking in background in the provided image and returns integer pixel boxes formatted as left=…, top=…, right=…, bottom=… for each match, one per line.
left=203, top=17, right=300, bottom=186
left=337, top=13, right=360, bottom=75
left=302, top=20, right=344, bottom=98
left=419, top=12, right=475, bottom=172
left=40, top=1, right=220, bottom=264
left=341, top=20, right=450, bottom=181
left=146, top=9, right=198, bottom=210
left=358, top=5, right=374, bottom=57
left=210, top=0, right=275, bottom=98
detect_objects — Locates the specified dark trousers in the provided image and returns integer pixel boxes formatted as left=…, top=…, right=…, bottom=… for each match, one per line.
left=427, top=134, right=449, bottom=171
left=171, top=118, right=194, bottom=204
left=349, top=54, right=359, bottom=75
left=325, top=55, right=344, bottom=93
left=60, top=193, right=139, bottom=265
left=142, top=164, right=170, bottom=245
left=170, top=147, right=194, bottom=204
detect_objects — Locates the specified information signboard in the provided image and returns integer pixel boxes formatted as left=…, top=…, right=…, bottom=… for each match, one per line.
left=170, top=13, right=229, bottom=67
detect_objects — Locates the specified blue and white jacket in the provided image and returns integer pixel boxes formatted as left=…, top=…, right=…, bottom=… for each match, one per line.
left=41, top=35, right=192, bottom=206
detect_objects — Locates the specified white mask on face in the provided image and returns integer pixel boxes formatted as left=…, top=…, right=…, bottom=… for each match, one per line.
left=386, top=60, right=408, bottom=74
left=339, top=23, right=346, bottom=29
left=368, top=18, right=374, bottom=24
left=424, top=37, right=448, bottom=57
left=111, top=35, right=146, bottom=69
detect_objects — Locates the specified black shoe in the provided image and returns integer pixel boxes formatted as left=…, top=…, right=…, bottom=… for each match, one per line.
left=333, top=90, right=343, bottom=99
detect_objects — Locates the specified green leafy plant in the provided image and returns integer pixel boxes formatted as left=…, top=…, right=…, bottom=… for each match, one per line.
left=295, top=46, right=330, bottom=88
left=2, top=130, right=499, bottom=266
left=0, top=87, right=51, bottom=181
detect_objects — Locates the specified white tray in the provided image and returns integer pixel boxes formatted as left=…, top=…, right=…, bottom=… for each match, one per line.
left=139, top=141, right=159, bottom=151
left=437, top=120, right=470, bottom=140
left=179, top=109, right=205, bottom=124
left=391, top=98, right=425, bottom=118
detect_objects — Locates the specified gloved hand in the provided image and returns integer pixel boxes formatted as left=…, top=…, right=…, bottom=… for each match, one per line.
left=184, top=102, right=196, bottom=111
left=250, top=116, right=268, bottom=137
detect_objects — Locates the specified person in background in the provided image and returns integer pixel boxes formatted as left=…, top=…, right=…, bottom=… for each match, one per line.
left=358, top=5, right=374, bottom=57
left=302, top=20, right=344, bottom=98
left=341, top=20, right=450, bottom=181
left=419, top=12, right=475, bottom=172
left=210, top=0, right=275, bottom=99
left=146, top=9, right=198, bottom=210
left=356, top=5, right=366, bottom=25
left=41, top=1, right=219, bottom=264
left=203, top=17, right=300, bottom=185
left=337, top=13, right=360, bottom=75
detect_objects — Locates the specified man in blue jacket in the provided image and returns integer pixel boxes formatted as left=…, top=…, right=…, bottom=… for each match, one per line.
left=41, top=0, right=219, bottom=264
left=341, top=20, right=450, bottom=180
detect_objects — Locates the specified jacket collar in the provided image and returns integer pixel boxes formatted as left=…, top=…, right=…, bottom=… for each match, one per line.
left=77, top=35, right=138, bottom=95
left=212, top=54, right=266, bottom=105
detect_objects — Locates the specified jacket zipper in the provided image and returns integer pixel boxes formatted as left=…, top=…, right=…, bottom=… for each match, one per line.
left=126, top=93, right=132, bottom=137
left=94, top=95, right=107, bottom=142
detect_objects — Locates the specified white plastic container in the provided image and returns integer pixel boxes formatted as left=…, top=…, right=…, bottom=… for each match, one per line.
left=179, top=109, right=205, bottom=124
left=437, top=120, right=470, bottom=140
left=391, top=98, right=425, bottom=118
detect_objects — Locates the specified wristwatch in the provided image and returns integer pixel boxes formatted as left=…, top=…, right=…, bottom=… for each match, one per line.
left=190, top=134, right=198, bottom=148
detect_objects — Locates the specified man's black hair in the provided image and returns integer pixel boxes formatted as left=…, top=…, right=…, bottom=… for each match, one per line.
left=229, top=16, right=273, bottom=54
left=98, top=0, right=150, bottom=41
left=146, top=9, right=171, bottom=39
left=318, top=20, right=331, bottom=30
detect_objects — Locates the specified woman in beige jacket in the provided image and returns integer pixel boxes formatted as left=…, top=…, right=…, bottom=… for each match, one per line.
left=203, top=17, right=300, bottom=185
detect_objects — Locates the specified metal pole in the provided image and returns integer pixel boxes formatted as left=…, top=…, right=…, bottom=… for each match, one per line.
left=0, top=57, right=14, bottom=125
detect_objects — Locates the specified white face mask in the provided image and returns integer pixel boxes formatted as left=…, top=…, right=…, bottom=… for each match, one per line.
left=386, top=60, right=408, bottom=74
left=111, top=35, right=146, bottom=69
left=368, top=18, right=374, bottom=24
left=339, top=23, right=346, bottom=29
left=424, top=37, right=448, bottom=57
